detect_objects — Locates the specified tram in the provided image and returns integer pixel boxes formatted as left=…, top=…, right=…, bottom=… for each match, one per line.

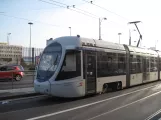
left=34, top=35, right=161, bottom=97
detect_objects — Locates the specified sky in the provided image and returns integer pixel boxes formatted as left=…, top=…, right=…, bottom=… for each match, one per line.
left=0, top=0, right=161, bottom=49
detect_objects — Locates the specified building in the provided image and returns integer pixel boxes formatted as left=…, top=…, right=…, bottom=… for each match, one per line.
left=0, top=44, right=22, bottom=65
left=0, top=42, right=8, bottom=45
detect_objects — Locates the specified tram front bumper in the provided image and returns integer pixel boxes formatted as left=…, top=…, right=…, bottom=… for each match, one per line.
left=34, top=80, right=51, bottom=95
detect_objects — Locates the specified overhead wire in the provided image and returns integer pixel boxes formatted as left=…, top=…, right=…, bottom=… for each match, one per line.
left=82, top=0, right=129, bottom=21
left=39, top=0, right=66, bottom=8
left=40, top=0, right=98, bottom=19
left=0, top=0, right=127, bottom=29
left=49, top=0, right=99, bottom=18
left=47, top=0, right=127, bottom=26
left=0, top=13, right=64, bottom=27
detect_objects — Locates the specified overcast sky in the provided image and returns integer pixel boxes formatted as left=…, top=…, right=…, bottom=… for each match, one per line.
left=0, top=0, right=160, bottom=49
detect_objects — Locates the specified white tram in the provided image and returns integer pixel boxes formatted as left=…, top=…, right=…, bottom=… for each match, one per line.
left=34, top=36, right=161, bottom=97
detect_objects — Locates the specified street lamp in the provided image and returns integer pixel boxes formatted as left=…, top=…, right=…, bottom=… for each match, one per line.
left=7, top=33, right=11, bottom=45
left=69, top=27, right=71, bottom=36
left=129, top=29, right=136, bottom=46
left=99, top=17, right=107, bottom=40
left=118, top=33, right=122, bottom=44
left=28, top=22, right=33, bottom=58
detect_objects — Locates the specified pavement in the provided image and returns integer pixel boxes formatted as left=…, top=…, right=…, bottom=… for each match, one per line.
left=1, top=81, right=161, bottom=120
left=0, top=87, right=39, bottom=101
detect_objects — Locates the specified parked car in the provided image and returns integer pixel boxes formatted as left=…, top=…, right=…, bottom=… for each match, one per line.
left=0, top=64, right=24, bottom=81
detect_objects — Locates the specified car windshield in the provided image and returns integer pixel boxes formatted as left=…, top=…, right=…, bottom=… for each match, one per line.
left=37, top=42, right=62, bottom=81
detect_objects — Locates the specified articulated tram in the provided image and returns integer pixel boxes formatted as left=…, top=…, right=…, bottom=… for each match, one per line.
left=34, top=36, right=161, bottom=98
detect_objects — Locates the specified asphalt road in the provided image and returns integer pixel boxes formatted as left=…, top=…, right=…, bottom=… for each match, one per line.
left=0, top=75, right=34, bottom=90
left=1, top=81, right=161, bottom=120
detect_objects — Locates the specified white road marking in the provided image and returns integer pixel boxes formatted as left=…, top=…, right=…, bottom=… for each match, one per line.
left=144, top=108, right=161, bottom=120
left=86, top=90, right=161, bottom=120
left=26, top=84, right=159, bottom=120
left=0, top=95, right=47, bottom=105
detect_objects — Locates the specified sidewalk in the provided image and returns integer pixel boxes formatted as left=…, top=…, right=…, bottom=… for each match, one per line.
left=0, top=87, right=40, bottom=101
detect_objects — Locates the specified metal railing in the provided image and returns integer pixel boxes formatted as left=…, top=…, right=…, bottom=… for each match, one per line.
left=0, top=70, right=36, bottom=90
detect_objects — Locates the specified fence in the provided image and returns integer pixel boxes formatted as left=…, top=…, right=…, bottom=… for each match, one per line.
left=0, top=46, right=44, bottom=90
left=0, top=47, right=43, bottom=70
left=0, top=70, right=36, bottom=90
left=22, top=47, right=43, bottom=70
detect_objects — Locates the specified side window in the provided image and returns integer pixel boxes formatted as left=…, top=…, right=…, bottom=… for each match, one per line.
left=56, top=51, right=81, bottom=80
left=111, top=53, right=118, bottom=75
left=160, top=58, right=161, bottom=71
left=136, top=56, right=142, bottom=73
left=97, top=52, right=126, bottom=77
left=118, top=54, right=126, bottom=74
left=150, top=57, right=154, bottom=72
left=97, top=51, right=102, bottom=77
left=7, top=66, right=14, bottom=71
left=146, top=57, right=150, bottom=72
left=154, top=57, right=158, bottom=71
left=130, top=55, right=136, bottom=74
left=0, top=67, right=7, bottom=71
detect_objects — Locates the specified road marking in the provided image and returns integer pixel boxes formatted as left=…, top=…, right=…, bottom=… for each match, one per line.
left=144, top=108, right=161, bottom=120
left=26, top=84, right=159, bottom=120
left=86, top=90, right=161, bottom=120
left=0, top=95, right=47, bottom=105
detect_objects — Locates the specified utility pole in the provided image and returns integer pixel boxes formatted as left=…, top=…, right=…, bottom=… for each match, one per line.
left=7, top=33, right=11, bottom=45
left=69, top=27, right=71, bottom=36
left=118, top=33, right=122, bottom=44
left=28, top=22, right=33, bottom=58
left=99, top=17, right=107, bottom=40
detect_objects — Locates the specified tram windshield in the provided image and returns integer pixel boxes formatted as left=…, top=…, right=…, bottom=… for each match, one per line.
left=37, top=42, right=62, bottom=81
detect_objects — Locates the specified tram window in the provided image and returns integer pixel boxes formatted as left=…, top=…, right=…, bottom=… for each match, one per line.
left=97, top=52, right=126, bottom=77
left=151, top=57, right=158, bottom=72
left=150, top=57, right=154, bottom=72
left=130, top=55, right=136, bottom=74
left=136, top=56, right=142, bottom=73
left=118, top=54, right=126, bottom=74
left=143, top=57, right=146, bottom=72
left=146, top=57, right=150, bottom=72
left=160, top=58, right=161, bottom=71
left=155, top=57, right=158, bottom=71
left=56, top=51, right=81, bottom=80
left=97, top=52, right=115, bottom=77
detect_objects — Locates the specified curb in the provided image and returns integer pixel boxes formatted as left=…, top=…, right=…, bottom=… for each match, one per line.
left=0, top=93, right=41, bottom=101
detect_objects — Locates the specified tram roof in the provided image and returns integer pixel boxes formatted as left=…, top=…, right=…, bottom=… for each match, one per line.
left=128, top=45, right=158, bottom=56
left=52, top=36, right=158, bottom=56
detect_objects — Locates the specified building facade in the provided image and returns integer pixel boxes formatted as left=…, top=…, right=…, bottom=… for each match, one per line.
left=0, top=44, right=22, bottom=65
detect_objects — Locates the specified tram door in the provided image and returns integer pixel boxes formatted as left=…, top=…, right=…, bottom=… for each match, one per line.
left=84, top=51, right=96, bottom=94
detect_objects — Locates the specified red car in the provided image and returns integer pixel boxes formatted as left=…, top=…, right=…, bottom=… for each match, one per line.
left=0, top=64, right=24, bottom=81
